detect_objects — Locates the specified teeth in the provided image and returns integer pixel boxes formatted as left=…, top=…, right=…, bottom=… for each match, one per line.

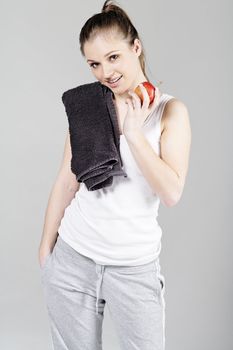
left=110, top=78, right=118, bottom=83
left=109, top=76, right=121, bottom=83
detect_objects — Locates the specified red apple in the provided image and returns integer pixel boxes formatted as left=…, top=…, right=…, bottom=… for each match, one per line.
left=134, top=81, right=156, bottom=105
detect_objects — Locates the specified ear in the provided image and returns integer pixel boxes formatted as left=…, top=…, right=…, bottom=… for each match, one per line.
left=133, top=38, right=142, bottom=57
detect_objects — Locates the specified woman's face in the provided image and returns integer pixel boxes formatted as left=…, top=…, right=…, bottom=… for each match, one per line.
left=83, top=33, right=147, bottom=100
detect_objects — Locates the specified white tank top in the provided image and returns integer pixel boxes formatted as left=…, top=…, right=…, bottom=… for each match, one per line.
left=58, top=92, right=175, bottom=266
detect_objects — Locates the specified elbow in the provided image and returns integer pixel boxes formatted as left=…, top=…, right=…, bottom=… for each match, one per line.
left=164, top=197, right=179, bottom=208
left=163, top=188, right=183, bottom=208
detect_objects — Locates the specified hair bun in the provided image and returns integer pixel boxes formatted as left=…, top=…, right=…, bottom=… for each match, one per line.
left=102, top=0, right=118, bottom=13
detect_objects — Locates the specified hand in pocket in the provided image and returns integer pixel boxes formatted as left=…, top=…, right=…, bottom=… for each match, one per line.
left=39, top=250, right=52, bottom=269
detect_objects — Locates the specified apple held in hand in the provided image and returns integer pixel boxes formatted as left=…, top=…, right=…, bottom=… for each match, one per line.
left=134, top=81, right=156, bottom=106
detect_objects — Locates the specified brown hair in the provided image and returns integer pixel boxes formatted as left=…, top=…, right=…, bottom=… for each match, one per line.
left=79, top=0, right=152, bottom=82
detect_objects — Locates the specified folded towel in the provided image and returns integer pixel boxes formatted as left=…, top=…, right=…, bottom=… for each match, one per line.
left=61, top=81, right=127, bottom=191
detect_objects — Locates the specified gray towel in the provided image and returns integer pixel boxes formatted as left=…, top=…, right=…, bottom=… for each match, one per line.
left=61, top=81, right=127, bottom=191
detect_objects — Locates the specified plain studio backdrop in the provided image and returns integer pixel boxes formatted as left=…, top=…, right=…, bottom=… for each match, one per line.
left=0, top=0, right=232, bottom=349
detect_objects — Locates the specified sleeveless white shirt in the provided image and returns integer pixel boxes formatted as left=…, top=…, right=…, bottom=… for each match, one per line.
left=58, top=93, right=175, bottom=266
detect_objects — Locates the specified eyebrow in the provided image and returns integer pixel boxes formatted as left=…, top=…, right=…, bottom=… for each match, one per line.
left=87, top=51, right=119, bottom=63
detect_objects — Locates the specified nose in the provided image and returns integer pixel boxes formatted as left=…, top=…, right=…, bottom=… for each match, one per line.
left=102, top=64, right=114, bottom=81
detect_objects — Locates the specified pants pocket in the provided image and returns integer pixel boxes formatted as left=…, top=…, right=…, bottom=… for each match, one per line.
left=154, top=259, right=165, bottom=295
left=40, top=238, right=58, bottom=274
left=157, top=274, right=165, bottom=296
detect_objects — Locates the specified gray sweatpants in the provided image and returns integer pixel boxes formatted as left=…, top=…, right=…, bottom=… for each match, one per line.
left=40, top=234, right=166, bottom=350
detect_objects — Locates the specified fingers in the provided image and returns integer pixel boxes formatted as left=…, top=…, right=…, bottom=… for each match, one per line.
left=125, top=98, right=135, bottom=110
left=127, top=90, right=141, bottom=109
left=138, top=84, right=150, bottom=109
left=127, top=84, right=151, bottom=109
left=127, top=84, right=161, bottom=111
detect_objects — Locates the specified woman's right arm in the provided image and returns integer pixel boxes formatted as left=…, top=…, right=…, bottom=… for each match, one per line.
left=38, top=130, right=80, bottom=266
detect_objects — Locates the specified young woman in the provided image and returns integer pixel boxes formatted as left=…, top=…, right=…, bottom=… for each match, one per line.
left=38, top=1, right=191, bottom=349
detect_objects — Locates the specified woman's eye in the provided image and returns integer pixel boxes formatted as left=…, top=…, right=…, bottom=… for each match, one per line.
left=110, top=54, right=118, bottom=61
left=90, top=55, right=118, bottom=69
left=90, top=63, right=98, bottom=69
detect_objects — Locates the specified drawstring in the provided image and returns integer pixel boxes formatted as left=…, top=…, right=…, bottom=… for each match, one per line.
left=95, top=265, right=105, bottom=315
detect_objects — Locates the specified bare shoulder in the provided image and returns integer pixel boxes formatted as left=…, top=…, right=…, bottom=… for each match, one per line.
left=160, top=98, right=190, bottom=134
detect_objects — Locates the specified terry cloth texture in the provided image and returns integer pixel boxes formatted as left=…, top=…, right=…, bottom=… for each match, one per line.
left=61, top=81, right=127, bottom=191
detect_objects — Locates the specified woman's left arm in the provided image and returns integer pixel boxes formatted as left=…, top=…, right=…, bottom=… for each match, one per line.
left=125, top=99, right=192, bottom=207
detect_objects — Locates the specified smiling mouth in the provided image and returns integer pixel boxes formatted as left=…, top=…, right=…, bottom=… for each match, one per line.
left=107, top=75, right=123, bottom=84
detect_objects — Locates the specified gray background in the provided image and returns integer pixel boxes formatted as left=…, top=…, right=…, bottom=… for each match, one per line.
left=0, top=0, right=232, bottom=349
